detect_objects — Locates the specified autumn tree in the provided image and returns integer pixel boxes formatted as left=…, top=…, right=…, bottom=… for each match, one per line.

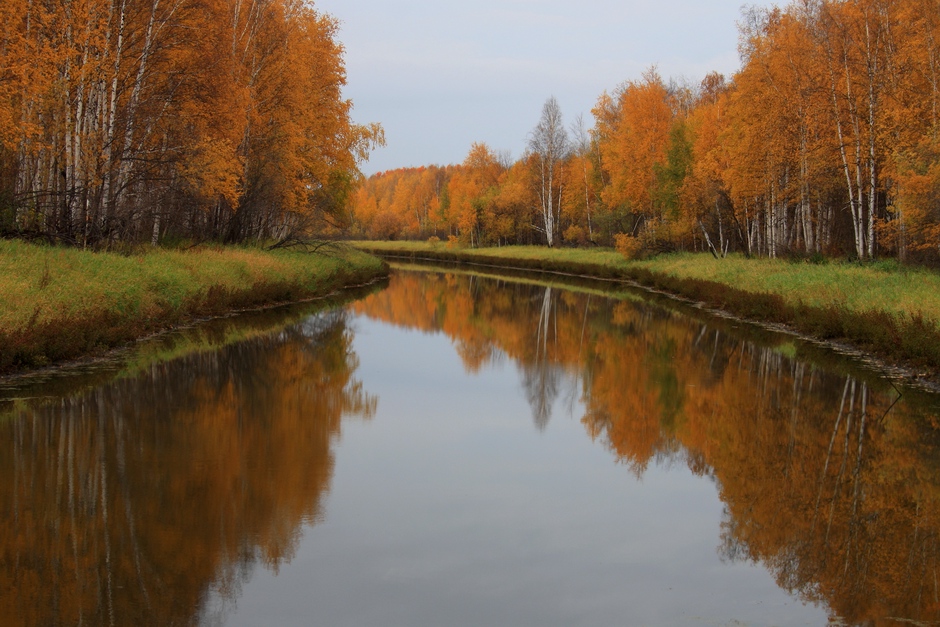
left=0, top=0, right=381, bottom=247
left=880, top=0, right=940, bottom=262
left=445, top=143, right=503, bottom=246
left=815, top=0, right=898, bottom=260
left=563, top=114, right=602, bottom=244
left=680, top=73, right=743, bottom=256
left=724, top=5, right=829, bottom=258
left=489, top=158, right=539, bottom=245
left=341, top=0, right=940, bottom=264
left=527, top=96, right=569, bottom=247
left=593, top=68, right=674, bottom=248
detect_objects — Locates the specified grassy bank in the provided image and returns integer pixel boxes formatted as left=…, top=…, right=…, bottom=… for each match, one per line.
left=0, top=240, right=387, bottom=373
left=0, top=281, right=384, bottom=421
left=352, top=241, right=940, bottom=376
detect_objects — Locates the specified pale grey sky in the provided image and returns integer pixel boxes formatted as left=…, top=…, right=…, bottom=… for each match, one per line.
left=314, top=0, right=778, bottom=174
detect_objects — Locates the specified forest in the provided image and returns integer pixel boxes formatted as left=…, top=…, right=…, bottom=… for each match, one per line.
left=3, top=0, right=939, bottom=263
left=348, top=0, right=940, bottom=264
left=0, top=0, right=383, bottom=246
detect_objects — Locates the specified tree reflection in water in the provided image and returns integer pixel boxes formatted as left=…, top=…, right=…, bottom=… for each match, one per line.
left=0, top=310, right=374, bottom=627
left=3, top=267, right=939, bottom=626
left=353, top=268, right=940, bottom=625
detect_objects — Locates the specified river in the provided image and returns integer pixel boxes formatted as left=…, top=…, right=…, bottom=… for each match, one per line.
left=2, top=264, right=939, bottom=626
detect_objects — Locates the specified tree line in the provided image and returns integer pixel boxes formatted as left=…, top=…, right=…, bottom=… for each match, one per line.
left=0, top=0, right=383, bottom=247
left=349, top=0, right=940, bottom=263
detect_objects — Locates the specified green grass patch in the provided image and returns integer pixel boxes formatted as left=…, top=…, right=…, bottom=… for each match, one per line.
left=631, top=253, right=940, bottom=318
left=0, top=240, right=387, bottom=373
left=352, top=241, right=940, bottom=374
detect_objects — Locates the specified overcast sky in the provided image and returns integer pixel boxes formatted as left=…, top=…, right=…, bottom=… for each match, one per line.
left=313, top=0, right=778, bottom=174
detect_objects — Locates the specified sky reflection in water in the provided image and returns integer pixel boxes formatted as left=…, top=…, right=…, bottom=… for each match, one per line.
left=220, top=272, right=833, bottom=626
left=5, top=268, right=940, bottom=626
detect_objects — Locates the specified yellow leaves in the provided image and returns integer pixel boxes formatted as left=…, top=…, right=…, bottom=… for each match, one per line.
left=351, top=144, right=517, bottom=244
left=348, top=122, right=386, bottom=164
left=684, top=85, right=727, bottom=196
left=447, top=169, right=481, bottom=244
left=594, top=68, right=673, bottom=216
left=0, top=0, right=380, bottom=243
left=890, top=138, right=940, bottom=254
left=614, top=233, right=643, bottom=260
left=461, top=142, right=503, bottom=192
left=343, top=0, right=940, bottom=259
left=181, top=138, right=243, bottom=207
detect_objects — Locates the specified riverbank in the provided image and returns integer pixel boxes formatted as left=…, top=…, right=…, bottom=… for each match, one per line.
left=351, top=241, right=940, bottom=379
left=0, top=240, right=388, bottom=373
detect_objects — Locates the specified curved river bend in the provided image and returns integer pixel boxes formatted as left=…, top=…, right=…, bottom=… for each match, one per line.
left=2, top=265, right=939, bottom=626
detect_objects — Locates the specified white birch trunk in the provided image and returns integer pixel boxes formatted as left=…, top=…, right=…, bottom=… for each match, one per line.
left=101, top=0, right=128, bottom=224
left=115, top=0, right=161, bottom=218
left=827, top=38, right=865, bottom=259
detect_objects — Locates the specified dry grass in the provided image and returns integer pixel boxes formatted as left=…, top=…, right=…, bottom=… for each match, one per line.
left=0, top=240, right=387, bottom=372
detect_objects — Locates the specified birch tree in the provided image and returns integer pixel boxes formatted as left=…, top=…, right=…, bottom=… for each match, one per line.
left=527, top=96, right=569, bottom=247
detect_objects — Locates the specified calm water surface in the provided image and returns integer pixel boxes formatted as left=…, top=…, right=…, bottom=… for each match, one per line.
left=2, top=266, right=940, bottom=626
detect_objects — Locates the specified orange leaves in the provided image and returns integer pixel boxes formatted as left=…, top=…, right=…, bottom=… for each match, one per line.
left=680, top=75, right=728, bottom=212
left=180, top=137, right=243, bottom=206
left=878, top=0, right=940, bottom=259
left=226, top=3, right=365, bottom=229
left=342, top=0, right=940, bottom=260
left=1, top=0, right=379, bottom=244
left=719, top=0, right=940, bottom=259
left=593, top=69, right=673, bottom=218
left=349, top=144, right=525, bottom=245
left=351, top=166, right=453, bottom=240
left=890, top=136, right=940, bottom=256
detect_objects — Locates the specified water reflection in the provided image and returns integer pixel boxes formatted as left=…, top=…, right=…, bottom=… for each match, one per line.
left=3, top=265, right=940, bottom=626
left=352, top=268, right=940, bottom=625
left=0, top=311, right=374, bottom=627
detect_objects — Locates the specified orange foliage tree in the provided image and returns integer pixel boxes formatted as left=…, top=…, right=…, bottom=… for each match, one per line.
left=0, top=0, right=383, bottom=246
left=592, top=69, right=675, bottom=248
left=345, top=0, right=940, bottom=264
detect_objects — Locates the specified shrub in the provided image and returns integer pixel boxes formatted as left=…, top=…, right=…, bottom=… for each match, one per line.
left=614, top=233, right=643, bottom=260
left=563, top=225, right=587, bottom=246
